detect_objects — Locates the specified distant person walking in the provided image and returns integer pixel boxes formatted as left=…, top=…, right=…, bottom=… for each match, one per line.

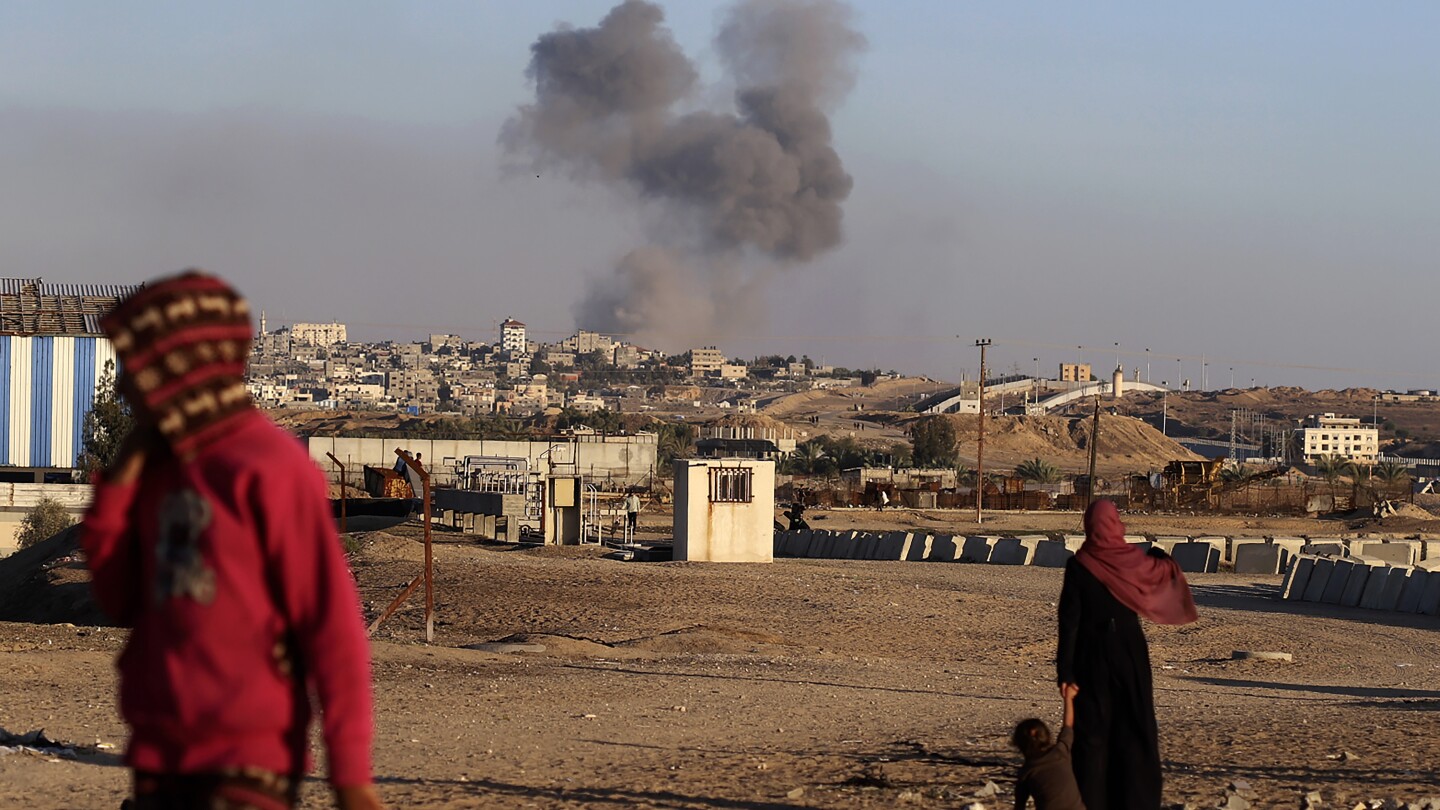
left=624, top=491, right=642, bottom=534
left=81, top=271, right=383, bottom=810
left=1057, top=500, right=1196, bottom=810
left=877, top=489, right=890, bottom=511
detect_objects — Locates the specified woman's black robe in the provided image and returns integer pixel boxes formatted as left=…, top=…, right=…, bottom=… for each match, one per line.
left=1057, top=557, right=1163, bottom=810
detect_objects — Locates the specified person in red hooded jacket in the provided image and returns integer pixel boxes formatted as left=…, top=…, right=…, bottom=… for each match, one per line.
left=82, top=270, right=383, bottom=810
left=1057, top=499, right=1197, bottom=810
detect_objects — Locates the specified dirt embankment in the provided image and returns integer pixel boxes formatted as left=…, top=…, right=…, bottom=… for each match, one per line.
left=900, top=413, right=1201, bottom=476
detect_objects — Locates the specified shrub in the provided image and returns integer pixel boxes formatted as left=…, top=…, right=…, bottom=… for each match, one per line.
left=17, top=497, right=74, bottom=550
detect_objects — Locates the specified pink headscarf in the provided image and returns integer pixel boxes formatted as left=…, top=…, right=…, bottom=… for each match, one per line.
left=1075, top=499, right=1198, bottom=625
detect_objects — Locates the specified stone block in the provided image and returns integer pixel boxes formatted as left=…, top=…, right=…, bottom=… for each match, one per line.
left=1397, top=568, right=1429, bottom=613
left=1269, top=537, right=1306, bottom=562
left=1195, top=536, right=1229, bottom=561
left=1420, top=570, right=1440, bottom=616
left=1301, top=557, right=1335, bottom=602
left=1321, top=559, right=1357, bottom=604
left=1358, top=564, right=1393, bottom=610
left=1378, top=566, right=1411, bottom=612
left=1418, top=540, right=1440, bottom=561
left=1152, top=536, right=1187, bottom=555
left=1063, top=534, right=1087, bottom=546
left=1353, top=540, right=1416, bottom=566
left=928, top=534, right=960, bottom=561
left=1032, top=540, right=1075, bottom=568
left=874, top=531, right=911, bottom=561
left=1171, top=542, right=1220, bottom=574
left=1234, top=543, right=1285, bottom=575
left=905, top=533, right=933, bottom=561
left=1420, top=557, right=1440, bottom=572
left=1229, top=537, right=1268, bottom=565
left=990, top=537, right=1035, bottom=565
left=1303, top=538, right=1347, bottom=557
left=1280, top=555, right=1314, bottom=600
left=960, top=535, right=997, bottom=563
left=1124, top=534, right=1150, bottom=545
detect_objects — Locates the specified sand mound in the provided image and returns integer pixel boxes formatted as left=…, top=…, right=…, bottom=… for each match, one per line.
left=512, top=544, right=611, bottom=559
left=0, top=525, right=109, bottom=626
left=617, top=624, right=786, bottom=655
left=707, top=413, right=787, bottom=432
left=351, top=531, right=425, bottom=563
left=478, top=633, right=622, bottom=658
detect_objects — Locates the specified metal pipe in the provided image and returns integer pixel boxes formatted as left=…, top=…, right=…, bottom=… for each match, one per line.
left=975, top=338, right=991, bottom=524
left=326, top=452, right=347, bottom=535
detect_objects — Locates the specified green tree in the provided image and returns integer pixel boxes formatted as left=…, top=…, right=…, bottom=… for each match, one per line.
left=889, top=442, right=914, bottom=469
left=76, top=360, right=134, bottom=481
left=783, top=440, right=834, bottom=475
left=910, top=416, right=958, bottom=468
left=655, top=422, right=695, bottom=470
left=1372, top=460, right=1411, bottom=486
left=1315, top=454, right=1356, bottom=500
left=1014, top=457, right=1062, bottom=483
left=17, top=497, right=74, bottom=550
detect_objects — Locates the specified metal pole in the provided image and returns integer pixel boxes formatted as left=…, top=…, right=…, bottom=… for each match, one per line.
left=975, top=339, right=991, bottom=524
left=368, top=448, right=434, bottom=642
left=1162, top=386, right=1167, bottom=436
left=327, top=452, right=347, bottom=535
left=1086, top=396, right=1101, bottom=509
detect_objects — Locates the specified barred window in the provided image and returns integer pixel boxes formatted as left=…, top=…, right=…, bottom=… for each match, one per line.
left=709, top=467, right=753, bottom=503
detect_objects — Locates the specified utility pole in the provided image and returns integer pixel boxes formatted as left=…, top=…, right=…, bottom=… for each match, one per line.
left=976, top=338, right=991, bottom=524
left=1161, top=384, right=1167, bottom=436
left=1086, top=396, right=1101, bottom=509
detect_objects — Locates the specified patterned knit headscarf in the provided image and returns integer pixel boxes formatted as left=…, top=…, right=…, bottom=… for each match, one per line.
left=101, top=270, right=255, bottom=458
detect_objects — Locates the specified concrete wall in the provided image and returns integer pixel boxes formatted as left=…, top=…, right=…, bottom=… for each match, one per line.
left=1283, top=553, right=1440, bottom=616
left=674, top=460, right=775, bottom=563
left=307, top=435, right=658, bottom=486
left=0, top=483, right=93, bottom=557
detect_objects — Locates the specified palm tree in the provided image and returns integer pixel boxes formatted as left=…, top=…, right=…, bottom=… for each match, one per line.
left=785, top=441, right=827, bottom=475
left=1314, top=454, right=1356, bottom=502
left=1220, top=464, right=1252, bottom=484
left=1373, top=460, right=1410, bottom=483
left=1014, top=457, right=1062, bottom=484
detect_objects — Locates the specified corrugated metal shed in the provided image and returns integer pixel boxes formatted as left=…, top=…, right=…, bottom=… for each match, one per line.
left=0, top=277, right=142, bottom=336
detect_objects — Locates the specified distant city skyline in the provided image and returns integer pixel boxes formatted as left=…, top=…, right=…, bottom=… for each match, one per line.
left=2, top=1, right=1437, bottom=390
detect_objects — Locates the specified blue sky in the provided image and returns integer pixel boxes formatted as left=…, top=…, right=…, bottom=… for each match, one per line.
left=2, top=2, right=1436, bottom=390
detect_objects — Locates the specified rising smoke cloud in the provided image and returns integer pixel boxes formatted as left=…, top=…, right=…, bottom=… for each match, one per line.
left=502, top=0, right=864, bottom=344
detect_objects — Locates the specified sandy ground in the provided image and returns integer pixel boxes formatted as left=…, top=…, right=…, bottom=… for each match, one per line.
left=2, top=512, right=1439, bottom=809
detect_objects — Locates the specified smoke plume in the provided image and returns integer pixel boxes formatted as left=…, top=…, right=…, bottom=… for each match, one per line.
left=502, top=0, right=864, bottom=343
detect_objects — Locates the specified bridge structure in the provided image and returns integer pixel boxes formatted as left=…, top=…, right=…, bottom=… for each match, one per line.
left=918, top=377, right=1172, bottom=416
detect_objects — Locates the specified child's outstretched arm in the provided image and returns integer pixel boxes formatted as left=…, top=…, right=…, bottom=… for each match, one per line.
left=1060, top=683, right=1079, bottom=728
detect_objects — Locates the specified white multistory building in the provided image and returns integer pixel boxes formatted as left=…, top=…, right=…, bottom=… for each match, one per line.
left=500, top=318, right=527, bottom=355
left=291, top=321, right=347, bottom=346
left=1299, top=413, right=1379, bottom=464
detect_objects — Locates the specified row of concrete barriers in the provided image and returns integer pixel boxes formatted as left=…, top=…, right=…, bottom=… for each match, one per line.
left=773, top=529, right=1440, bottom=575
left=1281, top=553, right=1440, bottom=615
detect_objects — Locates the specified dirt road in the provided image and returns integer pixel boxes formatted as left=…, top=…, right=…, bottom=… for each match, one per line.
left=2, top=523, right=1438, bottom=808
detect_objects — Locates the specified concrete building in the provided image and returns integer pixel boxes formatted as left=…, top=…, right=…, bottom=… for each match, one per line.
left=500, top=318, right=527, bottom=355
left=1299, top=413, right=1379, bottom=464
left=0, top=278, right=139, bottom=468
left=561, top=330, right=613, bottom=355
left=672, top=459, right=775, bottom=562
left=691, top=346, right=725, bottom=377
left=1059, top=363, right=1092, bottom=383
left=292, top=321, right=347, bottom=346
left=718, top=363, right=748, bottom=380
